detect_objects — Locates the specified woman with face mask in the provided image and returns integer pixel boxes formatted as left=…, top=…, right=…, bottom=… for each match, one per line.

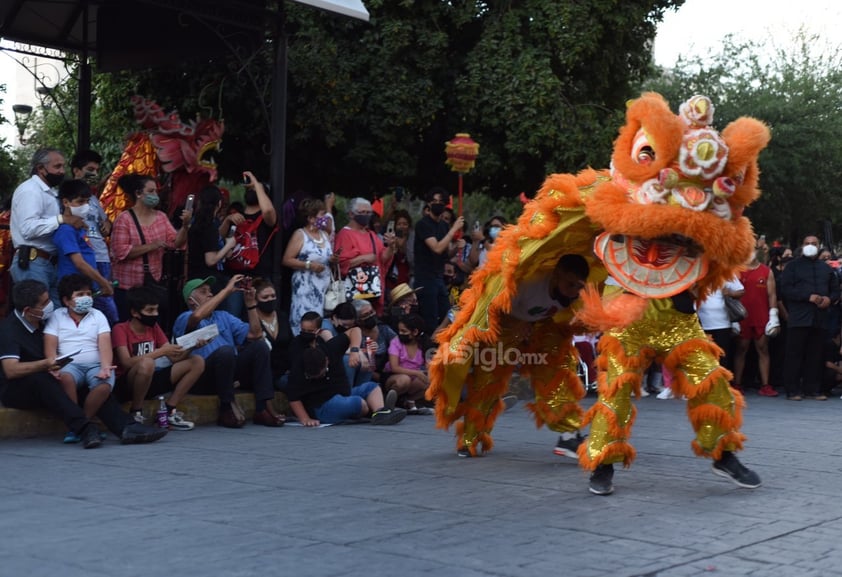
left=221, top=171, right=278, bottom=281
left=468, top=215, right=507, bottom=269
left=251, top=277, right=294, bottom=390
left=111, top=174, right=191, bottom=324
left=282, top=198, right=337, bottom=335
left=334, top=197, right=396, bottom=315
left=53, top=180, right=118, bottom=325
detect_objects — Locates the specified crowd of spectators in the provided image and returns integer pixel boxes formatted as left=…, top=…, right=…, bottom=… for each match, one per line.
left=1, top=148, right=514, bottom=443
left=7, top=146, right=837, bottom=449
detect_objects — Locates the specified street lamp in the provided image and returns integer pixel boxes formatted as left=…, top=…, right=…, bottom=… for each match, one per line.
left=12, top=104, right=33, bottom=145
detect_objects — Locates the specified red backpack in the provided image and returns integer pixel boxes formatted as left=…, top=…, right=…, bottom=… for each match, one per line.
left=226, top=213, right=278, bottom=272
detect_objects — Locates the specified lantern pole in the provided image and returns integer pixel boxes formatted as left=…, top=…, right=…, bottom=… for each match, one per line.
left=444, top=133, right=479, bottom=219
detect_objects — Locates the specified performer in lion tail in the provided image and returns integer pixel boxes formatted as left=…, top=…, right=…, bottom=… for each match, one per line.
left=426, top=173, right=610, bottom=458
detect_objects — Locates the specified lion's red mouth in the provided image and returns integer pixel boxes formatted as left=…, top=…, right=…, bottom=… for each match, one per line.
left=596, top=233, right=708, bottom=298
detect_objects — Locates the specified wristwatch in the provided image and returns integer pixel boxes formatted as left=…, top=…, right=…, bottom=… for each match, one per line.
left=349, top=347, right=360, bottom=353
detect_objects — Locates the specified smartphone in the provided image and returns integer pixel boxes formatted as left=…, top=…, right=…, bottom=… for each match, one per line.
left=243, top=174, right=252, bottom=185
left=185, top=194, right=195, bottom=212
left=473, top=220, right=481, bottom=232
left=386, top=220, right=395, bottom=235
left=238, top=276, right=253, bottom=290
left=228, top=225, right=237, bottom=238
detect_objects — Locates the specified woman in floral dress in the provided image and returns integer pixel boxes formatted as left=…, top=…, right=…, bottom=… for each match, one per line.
left=282, top=198, right=335, bottom=334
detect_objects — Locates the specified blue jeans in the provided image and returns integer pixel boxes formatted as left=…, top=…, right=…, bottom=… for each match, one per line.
left=10, top=253, right=59, bottom=306
left=314, top=381, right=379, bottom=423
left=343, top=354, right=373, bottom=388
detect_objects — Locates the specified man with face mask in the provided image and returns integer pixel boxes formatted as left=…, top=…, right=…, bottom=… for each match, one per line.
left=173, top=275, right=284, bottom=428
left=414, top=187, right=465, bottom=335
left=780, top=235, right=840, bottom=400
left=10, top=148, right=86, bottom=305
left=0, top=280, right=167, bottom=448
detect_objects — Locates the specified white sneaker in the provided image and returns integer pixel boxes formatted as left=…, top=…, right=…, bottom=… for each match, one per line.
left=168, top=410, right=195, bottom=431
left=640, top=387, right=650, bottom=397
left=656, top=388, right=674, bottom=400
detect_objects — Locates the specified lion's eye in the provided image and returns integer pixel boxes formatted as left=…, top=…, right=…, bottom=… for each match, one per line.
left=637, top=146, right=655, bottom=165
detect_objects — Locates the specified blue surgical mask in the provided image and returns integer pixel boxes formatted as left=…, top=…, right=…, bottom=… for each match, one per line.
left=72, top=295, right=94, bottom=315
left=143, top=194, right=160, bottom=208
left=489, top=226, right=501, bottom=240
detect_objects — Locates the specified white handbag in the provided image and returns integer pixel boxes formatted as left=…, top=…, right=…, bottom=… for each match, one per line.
left=324, top=264, right=346, bottom=313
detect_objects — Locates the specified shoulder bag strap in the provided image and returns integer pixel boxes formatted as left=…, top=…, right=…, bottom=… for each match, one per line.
left=127, top=209, right=152, bottom=274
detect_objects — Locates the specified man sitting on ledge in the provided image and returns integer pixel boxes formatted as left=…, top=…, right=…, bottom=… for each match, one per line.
left=0, top=279, right=168, bottom=448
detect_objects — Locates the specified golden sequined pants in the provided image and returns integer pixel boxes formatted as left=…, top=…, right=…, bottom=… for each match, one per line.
left=580, top=300, right=745, bottom=470
left=450, top=319, right=585, bottom=456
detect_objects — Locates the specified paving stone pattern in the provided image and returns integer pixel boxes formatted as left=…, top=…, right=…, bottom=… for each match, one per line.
left=2, top=395, right=842, bottom=577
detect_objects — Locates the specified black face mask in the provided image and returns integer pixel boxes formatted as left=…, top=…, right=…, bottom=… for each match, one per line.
left=334, top=323, right=351, bottom=333
left=398, top=333, right=414, bottom=344
left=244, top=189, right=258, bottom=206
left=257, top=299, right=277, bottom=314
left=430, top=203, right=445, bottom=217
left=138, top=313, right=159, bottom=328
left=44, top=172, right=65, bottom=188
left=360, top=316, right=377, bottom=330
left=299, top=332, right=318, bottom=346
left=443, top=274, right=455, bottom=284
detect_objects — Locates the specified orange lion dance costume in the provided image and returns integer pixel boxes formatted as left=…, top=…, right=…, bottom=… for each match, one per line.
left=428, top=93, right=770, bottom=495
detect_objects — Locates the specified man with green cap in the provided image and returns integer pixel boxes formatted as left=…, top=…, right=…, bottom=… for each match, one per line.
left=172, top=274, right=285, bottom=428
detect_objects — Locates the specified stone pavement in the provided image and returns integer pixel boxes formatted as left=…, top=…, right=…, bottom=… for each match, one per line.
left=2, top=393, right=842, bottom=577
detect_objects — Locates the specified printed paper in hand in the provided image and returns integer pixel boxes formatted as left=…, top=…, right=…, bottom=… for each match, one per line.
left=175, top=324, right=219, bottom=350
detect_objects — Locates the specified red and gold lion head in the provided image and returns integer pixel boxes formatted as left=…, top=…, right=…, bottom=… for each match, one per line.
left=584, top=92, right=770, bottom=300
left=99, top=96, right=224, bottom=221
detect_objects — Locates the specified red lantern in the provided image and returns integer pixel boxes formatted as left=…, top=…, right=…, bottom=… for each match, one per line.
left=445, top=133, right=479, bottom=216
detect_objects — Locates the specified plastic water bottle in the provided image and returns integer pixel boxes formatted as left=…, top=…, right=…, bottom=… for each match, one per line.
left=156, top=396, right=169, bottom=429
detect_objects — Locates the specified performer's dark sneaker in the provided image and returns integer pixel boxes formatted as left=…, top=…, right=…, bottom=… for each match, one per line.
left=553, top=432, right=585, bottom=458
left=589, top=464, right=614, bottom=495
left=457, top=446, right=481, bottom=458
left=712, top=451, right=761, bottom=488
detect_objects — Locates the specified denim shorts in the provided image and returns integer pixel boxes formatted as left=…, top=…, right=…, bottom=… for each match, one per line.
left=61, top=362, right=116, bottom=390
left=314, top=381, right=379, bottom=424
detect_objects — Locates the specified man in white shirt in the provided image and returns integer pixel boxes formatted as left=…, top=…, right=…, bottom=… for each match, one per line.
left=10, top=148, right=86, bottom=304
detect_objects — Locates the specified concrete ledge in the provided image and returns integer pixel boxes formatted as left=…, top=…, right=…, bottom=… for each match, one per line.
left=0, top=391, right=289, bottom=439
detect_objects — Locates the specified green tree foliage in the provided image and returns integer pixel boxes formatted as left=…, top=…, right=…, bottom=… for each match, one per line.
left=645, top=32, right=842, bottom=247
left=32, top=1, right=683, bottom=202
left=0, top=83, right=25, bottom=202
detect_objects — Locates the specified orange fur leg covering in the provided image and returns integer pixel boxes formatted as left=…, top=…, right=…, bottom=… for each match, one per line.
left=663, top=339, right=746, bottom=460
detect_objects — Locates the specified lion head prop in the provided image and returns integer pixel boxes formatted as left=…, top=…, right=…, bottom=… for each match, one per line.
left=584, top=92, right=770, bottom=302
